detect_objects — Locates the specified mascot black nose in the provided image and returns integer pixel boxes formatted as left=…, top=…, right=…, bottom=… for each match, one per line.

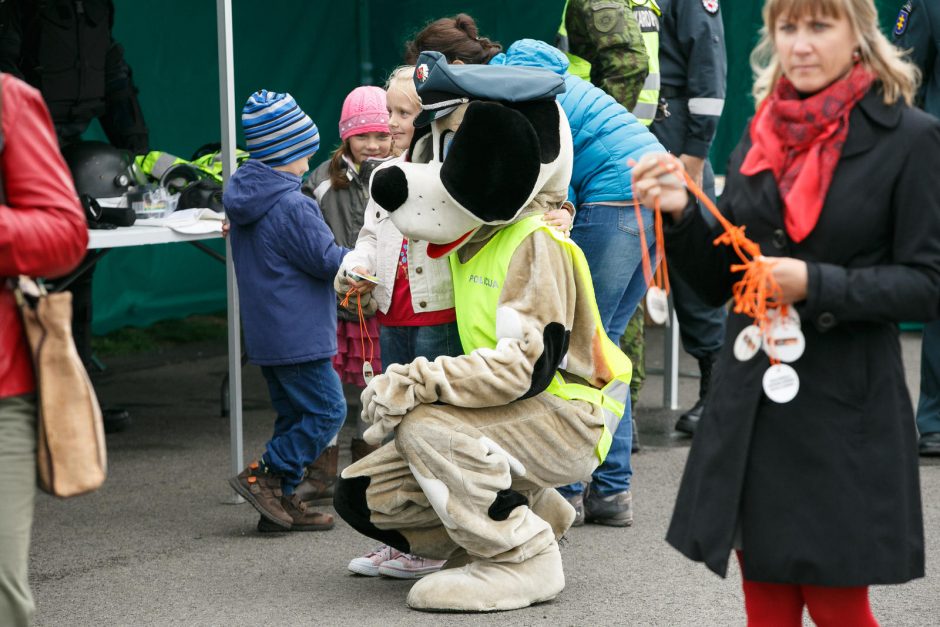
left=371, top=166, right=409, bottom=213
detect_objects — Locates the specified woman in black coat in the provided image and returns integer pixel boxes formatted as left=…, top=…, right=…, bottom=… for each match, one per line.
left=633, top=0, right=940, bottom=624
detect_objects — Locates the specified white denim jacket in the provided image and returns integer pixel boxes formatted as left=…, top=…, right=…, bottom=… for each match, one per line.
left=341, top=178, right=454, bottom=314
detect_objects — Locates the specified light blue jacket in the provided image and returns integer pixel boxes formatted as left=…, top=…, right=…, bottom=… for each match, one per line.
left=491, top=39, right=664, bottom=204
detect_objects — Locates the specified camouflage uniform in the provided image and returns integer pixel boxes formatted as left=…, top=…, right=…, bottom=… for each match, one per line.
left=562, top=0, right=652, bottom=404
left=562, top=0, right=649, bottom=111
left=621, top=303, right=645, bottom=405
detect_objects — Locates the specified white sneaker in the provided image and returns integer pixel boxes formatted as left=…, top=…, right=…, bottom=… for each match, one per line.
left=348, top=544, right=401, bottom=577
left=378, top=553, right=447, bottom=579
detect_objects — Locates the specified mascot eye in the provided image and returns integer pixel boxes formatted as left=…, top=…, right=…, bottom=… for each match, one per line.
left=440, top=131, right=455, bottom=161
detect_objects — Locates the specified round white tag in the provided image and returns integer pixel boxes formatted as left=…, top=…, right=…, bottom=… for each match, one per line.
left=767, top=305, right=800, bottom=327
left=646, top=286, right=669, bottom=325
left=362, top=361, right=375, bottom=385
left=762, top=363, right=800, bottom=403
left=734, top=325, right=763, bottom=361
left=763, top=324, right=806, bottom=363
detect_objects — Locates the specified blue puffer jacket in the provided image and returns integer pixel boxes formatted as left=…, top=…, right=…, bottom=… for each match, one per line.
left=491, top=39, right=664, bottom=204
left=225, top=160, right=349, bottom=365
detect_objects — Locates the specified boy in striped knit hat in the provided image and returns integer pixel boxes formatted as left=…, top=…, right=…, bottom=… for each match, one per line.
left=225, top=89, right=350, bottom=532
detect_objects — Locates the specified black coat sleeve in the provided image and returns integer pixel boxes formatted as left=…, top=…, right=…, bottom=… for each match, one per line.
left=803, top=119, right=940, bottom=323
left=663, top=180, right=739, bottom=307
left=893, top=0, right=937, bottom=107
left=675, top=0, right=726, bottom=158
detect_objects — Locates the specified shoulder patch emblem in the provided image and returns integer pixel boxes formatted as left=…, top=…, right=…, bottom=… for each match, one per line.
left=894, top=3, right=912, bottom=37
left=702, top=0, right=719, bottom=15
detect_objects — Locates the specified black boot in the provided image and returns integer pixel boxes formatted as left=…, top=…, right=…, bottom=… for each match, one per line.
left=674, top=354, right=717, bottom=436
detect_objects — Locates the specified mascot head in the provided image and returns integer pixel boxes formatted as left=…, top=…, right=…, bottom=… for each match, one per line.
left=369, top=51, right=574, bottom=258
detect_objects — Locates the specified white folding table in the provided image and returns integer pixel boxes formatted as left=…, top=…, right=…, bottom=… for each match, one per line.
left=86, top=224, right=245, bottom=484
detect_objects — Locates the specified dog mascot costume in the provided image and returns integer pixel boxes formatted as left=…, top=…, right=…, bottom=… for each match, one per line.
left=333, top=51, right=632, bottom=612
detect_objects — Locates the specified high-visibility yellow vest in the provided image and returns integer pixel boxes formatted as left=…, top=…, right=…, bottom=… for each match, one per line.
left=629, top=0, right=661, bottom=126
left=557, top=0, right=661, bottom=125
left=556, top=0, right=593, bottom=82
left=136, top=149, right=250, bottom=184
left=448, top=215, right=632, bottom=462
left=136, top=151, right=188, bottom=181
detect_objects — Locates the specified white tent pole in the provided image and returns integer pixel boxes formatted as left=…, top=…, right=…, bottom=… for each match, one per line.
left=217, top=0, right=244, bottom=496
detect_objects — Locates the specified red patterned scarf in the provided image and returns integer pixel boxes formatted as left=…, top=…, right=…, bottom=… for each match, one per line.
left=740, top=64, right=874, bottom=243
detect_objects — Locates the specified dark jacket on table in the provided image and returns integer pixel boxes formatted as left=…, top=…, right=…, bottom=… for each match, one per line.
left=664, top=86, right=940, bottom=586
left=225, top=160, right=348, bottom=366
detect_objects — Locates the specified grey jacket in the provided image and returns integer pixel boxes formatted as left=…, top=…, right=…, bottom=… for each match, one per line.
left=303, top=155, right=389, bottom=320
left=303, top=155, right=389, bottom=248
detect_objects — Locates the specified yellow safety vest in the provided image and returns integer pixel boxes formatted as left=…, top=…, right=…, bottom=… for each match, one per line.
left=136, top=149, right=250, bottom=184
left=557, top=0, right=593, bottom=82
left=557, top=0, right=661, bottom=125
left=449, top=215, right=632, bottom=462
left=629, top=0, right=661, bottom=126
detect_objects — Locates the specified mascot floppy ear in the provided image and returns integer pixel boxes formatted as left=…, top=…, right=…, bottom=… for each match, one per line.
left=440, top=101, right=544, bottom=223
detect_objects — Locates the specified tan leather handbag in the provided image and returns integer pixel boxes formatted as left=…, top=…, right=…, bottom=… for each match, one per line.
left=13, top=276, right=107, bottom=497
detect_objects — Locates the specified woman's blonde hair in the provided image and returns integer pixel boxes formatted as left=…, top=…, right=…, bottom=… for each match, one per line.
left=750, top=0, right=919, bottom=106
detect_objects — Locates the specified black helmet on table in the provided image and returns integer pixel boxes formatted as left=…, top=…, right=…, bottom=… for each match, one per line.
left=61, top=140, right=146, bottom=199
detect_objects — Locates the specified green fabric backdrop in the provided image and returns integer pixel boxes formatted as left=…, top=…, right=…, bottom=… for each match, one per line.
left=92, top=1, right=563, bottom=334
left=91, top=0, right=909, bottom=334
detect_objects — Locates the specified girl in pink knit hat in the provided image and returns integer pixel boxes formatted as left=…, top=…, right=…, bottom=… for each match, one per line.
left=303, top=86, right=393, bottom=467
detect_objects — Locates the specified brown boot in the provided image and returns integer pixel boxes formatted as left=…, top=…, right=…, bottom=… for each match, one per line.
left=351, top=437, right=380, bottom=463
left=293, top=445, right=338, bottom=506
left=257, top=494, right=335, bottom=532
left=229, top=460, right=292, bottom=529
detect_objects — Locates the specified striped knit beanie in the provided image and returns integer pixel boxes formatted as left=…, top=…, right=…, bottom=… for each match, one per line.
left=242, top=90, right=320, bottom=167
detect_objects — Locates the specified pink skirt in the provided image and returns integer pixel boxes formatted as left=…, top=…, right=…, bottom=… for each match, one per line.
left=333, top=317, right=383, bottom=387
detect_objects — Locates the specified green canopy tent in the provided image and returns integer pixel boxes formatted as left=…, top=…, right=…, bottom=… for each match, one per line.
left=92, top=0, right=914, bottom=472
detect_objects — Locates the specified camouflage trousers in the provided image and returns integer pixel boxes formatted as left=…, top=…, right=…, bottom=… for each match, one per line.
left=620, top=303, right=646, bottom=405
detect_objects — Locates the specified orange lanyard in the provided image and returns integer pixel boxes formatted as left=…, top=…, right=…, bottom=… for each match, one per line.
left=634, top=160, right=786, bottom=364
left=633, top=194, right=670, bottom=296
left=340, top=287, right=375, bottom=370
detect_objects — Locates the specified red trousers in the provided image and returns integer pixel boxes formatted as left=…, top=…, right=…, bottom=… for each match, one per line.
left=737, top=553, right=878, bottom=626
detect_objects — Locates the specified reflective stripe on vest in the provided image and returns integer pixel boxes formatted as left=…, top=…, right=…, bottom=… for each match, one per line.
left=448, top=214, right=632, bottom=462
left=190, top=150, right=250, bottom=183
left=136, top=151, right=186, bottom=180
left=136, top=149, right=250, bottom=184
left=630, top=0, right=661, bottom=126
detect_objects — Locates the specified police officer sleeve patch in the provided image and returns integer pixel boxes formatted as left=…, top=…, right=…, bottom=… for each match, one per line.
left=591, top=2, right=623, bottom=34
left=702, top=0, right=719, bottom=15
left=895, top=2, right=913, bottom=37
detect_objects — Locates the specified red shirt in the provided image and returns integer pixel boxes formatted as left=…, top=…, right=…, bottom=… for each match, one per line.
left=377, top=239, right=455, bottom=327
left=0, top=75, right=87, bottom=398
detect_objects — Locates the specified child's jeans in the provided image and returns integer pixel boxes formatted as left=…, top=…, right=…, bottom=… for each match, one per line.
left=379, top=322, right=462, bottom=368
left=260, top=358, right=347, bottom=492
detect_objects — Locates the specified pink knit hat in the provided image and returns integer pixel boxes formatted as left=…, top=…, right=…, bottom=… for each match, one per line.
left=339, top=86, right=390, bottom=140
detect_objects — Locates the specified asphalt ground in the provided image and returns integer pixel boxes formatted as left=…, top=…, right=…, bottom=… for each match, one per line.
left=29, top=327, right=940, bottom=626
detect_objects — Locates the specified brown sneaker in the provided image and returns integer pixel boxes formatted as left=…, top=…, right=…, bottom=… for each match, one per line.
left=351, top=437, right=380, bottom=463
left=293, top=445, right=338, bottom=506
left=229, top=460, right=292, bottom=529
left=257, top=494, right=335, bottom=532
